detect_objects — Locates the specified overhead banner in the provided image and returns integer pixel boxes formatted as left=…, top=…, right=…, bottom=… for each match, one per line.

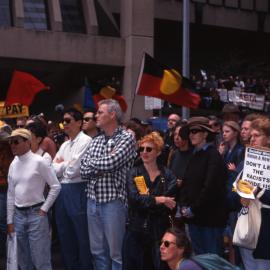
left=0, top=102, right=29, bottom=118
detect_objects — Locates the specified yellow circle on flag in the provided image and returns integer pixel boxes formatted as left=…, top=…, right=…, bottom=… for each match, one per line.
left=160, top=69, right=182, bottom=95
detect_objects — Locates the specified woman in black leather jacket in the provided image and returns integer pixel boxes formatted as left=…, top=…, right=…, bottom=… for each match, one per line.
left=123, top=132, right=177, bottom=270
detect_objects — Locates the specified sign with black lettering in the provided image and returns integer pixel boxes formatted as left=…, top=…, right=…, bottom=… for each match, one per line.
left=242, top=147, right=270, bottom=190
left=0, top=102, right=29, bottom=118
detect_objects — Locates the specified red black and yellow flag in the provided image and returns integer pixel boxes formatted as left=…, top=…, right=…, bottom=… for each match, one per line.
left=135, top=53, right=201, bottom=109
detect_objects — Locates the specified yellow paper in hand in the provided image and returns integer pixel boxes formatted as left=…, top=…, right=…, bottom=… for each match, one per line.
left=134, top=176, right=148, bottom=195
left=237, top=179, right=254, bottom=195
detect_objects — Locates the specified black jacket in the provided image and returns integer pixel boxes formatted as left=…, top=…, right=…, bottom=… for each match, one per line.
left=127, top=164, right=177, bottom=240
left=180, top=144, right=228, bottom=227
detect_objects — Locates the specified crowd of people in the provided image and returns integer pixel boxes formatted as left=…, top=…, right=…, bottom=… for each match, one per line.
left=192, top=74, right=270, bottom=96
left=191, top=74, right=270, bottom=111
left=0, top=98, right=270, bottom=270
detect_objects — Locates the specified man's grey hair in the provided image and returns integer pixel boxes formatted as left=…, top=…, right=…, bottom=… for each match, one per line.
left=98, top=99, right=122, bottom=123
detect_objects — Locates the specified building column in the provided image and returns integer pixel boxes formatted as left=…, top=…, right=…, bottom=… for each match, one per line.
left=12, top=0, right=24, bottom=27
left=121, top=0, right=154, bottom=121
left=47, top=0, right=62, bottom=31
left=82, top=0, right=98, bottom=34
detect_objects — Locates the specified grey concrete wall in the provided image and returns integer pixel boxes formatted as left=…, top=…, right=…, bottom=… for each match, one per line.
left=47, top=0, right=62, bottom=31
left=0, top=28, right=124, bottom=66
left=153, top=0, right=270, bottom=33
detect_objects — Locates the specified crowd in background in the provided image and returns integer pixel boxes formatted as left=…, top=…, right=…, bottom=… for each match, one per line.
left=0, top=99, right=270, bottom=270
left=191, top=74, right=270, bottom=111
left=192, top=73, right=270, bottom=95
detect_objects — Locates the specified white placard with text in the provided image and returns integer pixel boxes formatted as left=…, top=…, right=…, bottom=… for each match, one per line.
left=242, top=147, right=270, bottom=190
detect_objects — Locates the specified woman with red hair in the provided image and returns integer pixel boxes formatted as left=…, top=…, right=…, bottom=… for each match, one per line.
left=123, top=132, right=177, bottom=270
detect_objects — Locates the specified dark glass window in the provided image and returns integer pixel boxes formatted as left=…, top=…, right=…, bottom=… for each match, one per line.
left=23, top=0, right=49, bottom=30
left=0, top=0, right=12, bottom=26
left=60, top=0, right=86, bottom=33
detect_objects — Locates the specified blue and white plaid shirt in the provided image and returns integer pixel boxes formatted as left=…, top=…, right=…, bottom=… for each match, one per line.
left=80, top=127, right=136, bottom=205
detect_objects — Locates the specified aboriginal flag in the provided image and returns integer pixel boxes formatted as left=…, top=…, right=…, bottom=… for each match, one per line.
left=136, top=53, right=201, bottom=109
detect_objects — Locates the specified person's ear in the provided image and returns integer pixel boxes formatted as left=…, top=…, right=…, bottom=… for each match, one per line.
left=110, top=111, right=116, bottom=121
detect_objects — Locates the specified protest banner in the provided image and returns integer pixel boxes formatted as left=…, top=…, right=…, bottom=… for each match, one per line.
left=0, top=102, right=29, bottom=118
left=216, top=88, right=228, bottom=102
left=227, top=91, right=265, bottom=111
left=242, top=146, right=270, bottom=190
left=145, top=97, right=163, bottom=110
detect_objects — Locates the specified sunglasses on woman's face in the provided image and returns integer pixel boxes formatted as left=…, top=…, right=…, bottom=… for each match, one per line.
left=189, top=129, right=204, bottom=135
left=160, top=240, right=177, bottom=248
left=139, top=146, right=153, bottom=153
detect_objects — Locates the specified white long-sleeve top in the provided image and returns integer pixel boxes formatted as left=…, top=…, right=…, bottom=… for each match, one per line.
left=36, top=147, right=52, bottom=165
left=7, top=150, right=61, bottom=224
left=53, top=131, right=92, bottom=184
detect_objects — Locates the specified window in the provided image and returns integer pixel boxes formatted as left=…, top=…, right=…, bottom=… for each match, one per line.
left=60, top=0, right=86, bottom=33
left=0, top=0, right=12, bottom=26
left=24, top=0, right=49, bottom=30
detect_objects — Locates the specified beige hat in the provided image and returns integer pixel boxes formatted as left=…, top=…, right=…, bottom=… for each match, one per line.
left=223, top=121, right=240, bottom=132
left=9, top=128, right=32, bottom=140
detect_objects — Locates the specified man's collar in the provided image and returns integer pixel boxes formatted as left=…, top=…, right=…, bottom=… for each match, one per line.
left=193, top=142, right=211, bottom=153
left=102, top=127, right=122, bottom=138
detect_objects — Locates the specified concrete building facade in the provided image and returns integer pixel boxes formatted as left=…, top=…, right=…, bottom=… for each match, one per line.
left=0, top=0, right=270, bottom=120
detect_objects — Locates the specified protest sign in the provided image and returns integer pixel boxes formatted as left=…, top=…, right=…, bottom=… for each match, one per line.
left=242, top=146, right=270, bottom=190
left=145, top=97, right=163, bottom=110
left=216, top=88, right=228, bottom=102
left=227, top=91, right=265, bottom=111
left=0, top=102, right=29, bottom=118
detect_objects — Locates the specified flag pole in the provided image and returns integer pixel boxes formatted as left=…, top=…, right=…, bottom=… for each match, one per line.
left=182, top=0, right=190, bottom=120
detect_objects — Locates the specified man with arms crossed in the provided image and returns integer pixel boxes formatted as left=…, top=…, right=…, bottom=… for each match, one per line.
left=53, top=108, right=93, bottom=270
left=81, top=99, right=136, bottom=270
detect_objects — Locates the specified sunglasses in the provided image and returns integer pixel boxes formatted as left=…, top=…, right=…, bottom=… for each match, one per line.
left=160, top=240, right=177, bottom=248
left=83, top=117, right=95, bottom=122
left=189, top=129, right=204, bottom=134
left=139, top=146, right=153, bottom=153
left=8, top=139, right=21, bottom=145
left=16, top=125, right=24, bottom=128
left=63, top=118, right=73, bottom=125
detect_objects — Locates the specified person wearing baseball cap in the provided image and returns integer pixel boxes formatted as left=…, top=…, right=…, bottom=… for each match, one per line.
left=6, top=128, right=61, bottom=269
